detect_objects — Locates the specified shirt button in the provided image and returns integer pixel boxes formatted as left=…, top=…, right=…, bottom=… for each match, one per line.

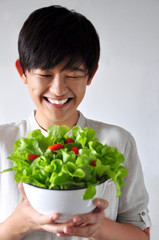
left=141, top=211, right=145, bottom=216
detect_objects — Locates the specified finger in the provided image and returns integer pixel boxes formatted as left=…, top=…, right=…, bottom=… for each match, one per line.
left=57, top=232, right=66, bottom=237
left=39, top=212, right=60, bottom=225
left=72, top=199, right=108, bottom=226
left=73, top=211, right=102, bottom=226
left=63, top=224, right=95, bottom=237
left=42, top=219, right=74, bottom=233
left=18, top=182, right=27, bottom=200
left=93, top=198, right=109, bottom=210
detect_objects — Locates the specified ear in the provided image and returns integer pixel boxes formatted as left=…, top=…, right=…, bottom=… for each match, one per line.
left=87, top=65, right=98, bottom=86
left=15, top=59, right=23, bottom=77
left=15, top=59, right=27, bottom=84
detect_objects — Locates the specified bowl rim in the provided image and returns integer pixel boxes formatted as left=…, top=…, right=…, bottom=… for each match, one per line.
left=23, top=179, right=107, bottom=191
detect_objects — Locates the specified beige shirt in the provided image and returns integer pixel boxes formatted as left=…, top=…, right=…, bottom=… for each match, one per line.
left=0, top=111, right=151, bottom=240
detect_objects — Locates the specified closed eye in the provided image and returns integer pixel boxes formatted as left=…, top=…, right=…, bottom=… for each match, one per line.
left=39, top=74, right=52, bottom=77
left=66, top=75, right=84, bottom=79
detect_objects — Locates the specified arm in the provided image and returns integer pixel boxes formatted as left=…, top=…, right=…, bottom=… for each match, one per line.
left=0, top=217, right=24, bottom=240
left=57, top=198, right=150, bottom=240
left=91, top=219, right=150, bottom=240
left=0, top=183, right=74, bottom=240
left=59, top=134, right=151, bottom=239
left=0, top=185, right=150, bottom=240
left=91, top=218, right=150, bottom=240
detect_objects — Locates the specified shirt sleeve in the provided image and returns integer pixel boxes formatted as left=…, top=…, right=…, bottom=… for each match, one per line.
left=116, top=134, right=151, bottom=230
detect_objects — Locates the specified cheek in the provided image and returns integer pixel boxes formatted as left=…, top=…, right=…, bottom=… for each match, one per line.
left=78, top=85, right=87, bottom=99
left=71, top=81, right=87, bottom=97
left=27, top=81, right=45, bottom=96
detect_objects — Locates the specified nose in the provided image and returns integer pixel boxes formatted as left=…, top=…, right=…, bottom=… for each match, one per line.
left=50, top=74, right=68, bottom=96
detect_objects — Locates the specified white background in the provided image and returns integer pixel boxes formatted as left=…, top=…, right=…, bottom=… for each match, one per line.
left=0, top=0, right=159, bottom=238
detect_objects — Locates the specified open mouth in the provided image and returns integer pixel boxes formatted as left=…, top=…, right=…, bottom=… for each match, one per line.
left=44, top=97, right=71, bottom=105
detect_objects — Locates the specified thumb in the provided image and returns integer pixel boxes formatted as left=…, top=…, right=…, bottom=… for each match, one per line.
left=39, top=212, right=60, bottom=225
left=93, top=198, right=109, bottom=210
left=18, top=182, right=27, bottom=200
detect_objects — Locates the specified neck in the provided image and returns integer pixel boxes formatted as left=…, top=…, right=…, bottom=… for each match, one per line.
left=34, top=110, right=79, bottom=131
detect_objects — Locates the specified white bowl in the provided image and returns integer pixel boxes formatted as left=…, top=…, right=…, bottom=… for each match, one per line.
left=23, top=182, right=106, bottom=222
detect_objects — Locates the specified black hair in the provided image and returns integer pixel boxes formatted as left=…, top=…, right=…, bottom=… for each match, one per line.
left=18, top=5, right=100, bottom=79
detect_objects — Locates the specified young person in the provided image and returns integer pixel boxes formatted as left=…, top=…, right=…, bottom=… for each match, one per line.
left=0, top=5, right=151, bottom=240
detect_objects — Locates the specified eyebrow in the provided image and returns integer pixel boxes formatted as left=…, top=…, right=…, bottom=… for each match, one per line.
left=32, top=64, right=86, bottom=75
left=62, top=66, right=86, bottom=73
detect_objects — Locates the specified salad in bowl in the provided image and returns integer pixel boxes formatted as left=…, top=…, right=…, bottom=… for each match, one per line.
left=2, top=125, right=128, bottom=200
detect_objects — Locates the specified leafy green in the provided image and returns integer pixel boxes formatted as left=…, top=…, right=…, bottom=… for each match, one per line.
left=1, top=125, right=128, bottom=200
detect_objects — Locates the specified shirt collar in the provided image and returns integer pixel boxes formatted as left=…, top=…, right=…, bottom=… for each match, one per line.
left=27, top=110, right=87, bottom=136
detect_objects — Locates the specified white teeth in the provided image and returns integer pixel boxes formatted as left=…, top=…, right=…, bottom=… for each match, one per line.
left=47, top=98, right=68, bottom=105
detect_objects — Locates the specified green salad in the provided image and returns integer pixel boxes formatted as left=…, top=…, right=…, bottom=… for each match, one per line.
left=2, top=125, right=128, bottom=200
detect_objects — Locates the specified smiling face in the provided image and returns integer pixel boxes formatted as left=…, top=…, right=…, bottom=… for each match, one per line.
left=21, top=61, right=94, bottom=130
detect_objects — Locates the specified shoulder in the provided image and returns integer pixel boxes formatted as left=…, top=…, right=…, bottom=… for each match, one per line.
left=84, top=117, right=136, bottom=157
left=0, top=120, right=30, bottom=167
left=0, top=111, right=36, bottom=142
left=0, top=119, right=28, bottom=145
left=86, top=117, right=132, bottom=142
